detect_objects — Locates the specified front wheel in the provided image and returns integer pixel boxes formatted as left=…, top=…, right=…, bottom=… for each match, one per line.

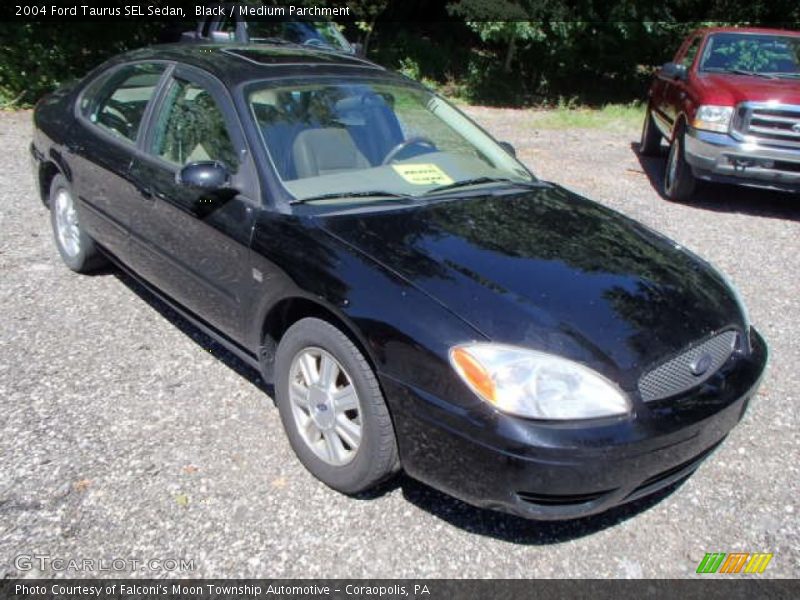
left=639, top=109, right=662, bottom=156
left=49, top=174, right=107, bottom=273
left=664, top=127, right=696, bottom=201
left=275, top=317, right=399, bottom=494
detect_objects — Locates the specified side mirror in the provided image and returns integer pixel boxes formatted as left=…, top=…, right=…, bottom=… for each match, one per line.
left=351, top=42, right=365, bottom=57
left=177, top=161, right=230, bottom=190
left=499, top=141, right=516, bottom=157
left=660, top=62, right=688, bottom=81
left=176, top=162, right=236, bottom=214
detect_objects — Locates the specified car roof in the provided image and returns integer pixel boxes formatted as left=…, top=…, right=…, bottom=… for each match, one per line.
left=112, top=43, right=398, bottom=87
left=694, top=26, right=800, bottom=37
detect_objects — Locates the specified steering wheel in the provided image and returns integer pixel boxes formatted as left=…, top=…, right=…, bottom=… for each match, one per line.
left=381, top=137, right=437, bottom=165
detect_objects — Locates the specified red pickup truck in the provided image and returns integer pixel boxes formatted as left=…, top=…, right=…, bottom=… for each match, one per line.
left=641, top=27, right=800, bottom=201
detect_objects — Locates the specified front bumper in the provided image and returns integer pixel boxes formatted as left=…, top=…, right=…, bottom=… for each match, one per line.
left=384, top=328, right=768, bottom=520
left=684, top=128, right=800, bottom=193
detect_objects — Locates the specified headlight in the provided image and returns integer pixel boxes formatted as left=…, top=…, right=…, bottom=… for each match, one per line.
left=693, top=105, right=734, bottom=133
left=449, top=344, right=630, bottom=420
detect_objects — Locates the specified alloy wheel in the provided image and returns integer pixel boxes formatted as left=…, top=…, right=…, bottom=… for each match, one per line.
left=666, top=138, right=679, bottom=192
left=54, top=188, right=81, bottom=257
left=288, top=347, right=363, bottom=466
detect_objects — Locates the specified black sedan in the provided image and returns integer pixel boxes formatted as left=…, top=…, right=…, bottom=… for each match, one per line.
left=31, top=44, right=768, bottom=520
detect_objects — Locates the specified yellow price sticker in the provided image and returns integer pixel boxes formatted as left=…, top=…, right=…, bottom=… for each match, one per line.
left=392, top=163, right=454, bottom=186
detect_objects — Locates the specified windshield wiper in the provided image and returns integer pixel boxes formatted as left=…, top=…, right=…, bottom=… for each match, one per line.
left=423, top=176, right=539, bottom=196
left=289, top=190, right=415, bottom=205
left=725, top=68, right=777, bottom=79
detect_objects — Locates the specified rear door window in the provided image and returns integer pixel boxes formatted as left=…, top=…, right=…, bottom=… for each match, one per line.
left=80, top=63, right=166, bottom=142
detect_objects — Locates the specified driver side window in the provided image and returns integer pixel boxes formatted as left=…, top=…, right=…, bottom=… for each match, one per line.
left=149, top=78, right=239, bottom=170
left=679, top=37, right=702, bottom=68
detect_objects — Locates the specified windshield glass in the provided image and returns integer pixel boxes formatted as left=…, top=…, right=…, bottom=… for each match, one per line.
left=247, top=81, right=534, bottom=203
left=699, top=32, right=800, bottom=76
left=244, top=21, right=352, bottom=53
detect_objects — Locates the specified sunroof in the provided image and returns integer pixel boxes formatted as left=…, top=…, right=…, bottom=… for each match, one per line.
left=222, top=47, right=380, bottom=69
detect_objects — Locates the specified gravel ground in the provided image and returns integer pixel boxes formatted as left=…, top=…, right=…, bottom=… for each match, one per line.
left=1, top=107, right=798, bottom=579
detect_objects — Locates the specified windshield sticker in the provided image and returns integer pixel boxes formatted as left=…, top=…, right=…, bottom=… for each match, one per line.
left=392, top=164, right=454, bottom=186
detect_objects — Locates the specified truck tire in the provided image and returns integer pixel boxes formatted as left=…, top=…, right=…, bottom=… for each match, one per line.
left=639, top=109, right=662, bottom=156
left=664, top=125, right=696, bottom=202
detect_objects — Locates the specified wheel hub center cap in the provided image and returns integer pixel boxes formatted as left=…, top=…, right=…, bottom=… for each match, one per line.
left=308, top=386, right=334, bottom=429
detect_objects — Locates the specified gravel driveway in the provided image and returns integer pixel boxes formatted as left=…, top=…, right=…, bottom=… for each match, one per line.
left=1, top=107, right=797, bottom=579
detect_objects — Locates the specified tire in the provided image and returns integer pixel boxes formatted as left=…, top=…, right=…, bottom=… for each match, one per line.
left=664, top=125, right=696, bottom=202
left=49, top=174, right=107, bottom=273
left=639, top=108, right=662, bottom=156
left=275, top=317, right=399, bottom=494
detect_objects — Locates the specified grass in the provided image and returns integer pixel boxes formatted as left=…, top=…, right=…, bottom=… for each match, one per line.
left=529, top=102, right=645, bottom=131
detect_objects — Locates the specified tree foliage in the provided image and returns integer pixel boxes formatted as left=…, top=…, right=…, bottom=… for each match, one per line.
left=1, top=0, right=798, bottom=108
left=437, top=0, right=799, bottom=104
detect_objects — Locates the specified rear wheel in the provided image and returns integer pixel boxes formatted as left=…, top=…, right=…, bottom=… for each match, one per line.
left=275, top=317, right=399, bottom=494
left=639, top=108, right=662, bottom=156
left=664, top=125, right=696, bottom=201
left=49, top=174, right=107, bottom=273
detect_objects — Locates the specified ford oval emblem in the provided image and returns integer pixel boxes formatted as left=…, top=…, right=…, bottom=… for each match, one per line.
left=793, top=123, right=800, bottom=133
left=690, top=353, right=713, bottom=376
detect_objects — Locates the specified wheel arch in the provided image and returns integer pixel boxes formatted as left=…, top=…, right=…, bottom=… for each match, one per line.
left=669, top=112, right=689, bottom=142
left=37, top=160, right=62, bottom=207
left=258, top=295, right=379, bottom=385
left=37, top=146, right=74, bottom=207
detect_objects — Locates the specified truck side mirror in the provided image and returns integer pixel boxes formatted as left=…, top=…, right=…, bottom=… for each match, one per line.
left=660, top=62, right=688, bottom=81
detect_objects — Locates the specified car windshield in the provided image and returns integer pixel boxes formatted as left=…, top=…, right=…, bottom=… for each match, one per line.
left=247, top=80, right=534, bottom=203
left=699, top=32, right=800, bottom=77
left=244, top=21, right=352, bottom=53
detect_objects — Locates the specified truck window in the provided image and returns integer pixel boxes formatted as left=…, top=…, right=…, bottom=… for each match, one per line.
left=680, top=36, right=703, bottom=68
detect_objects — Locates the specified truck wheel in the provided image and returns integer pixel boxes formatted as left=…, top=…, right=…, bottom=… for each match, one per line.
left=275, top=317, right=399, bottom=494
left=664, top=126, right=696, bottom=201
left=639, top=109, right=662, bottom=156
left=49, top=174, right=107, bottom=273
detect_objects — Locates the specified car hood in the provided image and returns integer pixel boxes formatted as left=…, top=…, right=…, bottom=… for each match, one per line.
left=694, top=72, right=800, bottom=105
left=318, top=185, right=745, bottom=390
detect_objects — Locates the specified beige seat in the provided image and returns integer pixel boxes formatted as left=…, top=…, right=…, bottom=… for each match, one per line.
left=292, top=128, right=370, bottom=178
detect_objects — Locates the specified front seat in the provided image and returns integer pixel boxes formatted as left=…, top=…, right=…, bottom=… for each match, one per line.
left=292, top=128, right=371, bottom=178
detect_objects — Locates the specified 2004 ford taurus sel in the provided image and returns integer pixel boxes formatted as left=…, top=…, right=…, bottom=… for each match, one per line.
left=31, top=44, right=767, bottom=520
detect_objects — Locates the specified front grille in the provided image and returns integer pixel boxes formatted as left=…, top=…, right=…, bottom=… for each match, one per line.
left=638, top=331, right=738, bottom=403
left=732, top=103, right=800, bottom=149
